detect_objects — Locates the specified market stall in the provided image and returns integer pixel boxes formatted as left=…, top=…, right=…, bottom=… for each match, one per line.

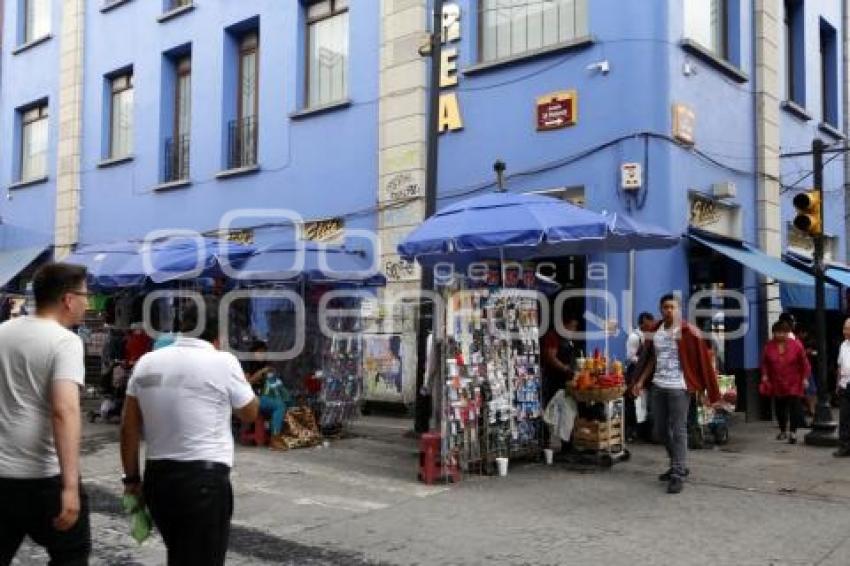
left=399, top=192, right=678, bottom=479
left=234, top=241, right=384, bottom=435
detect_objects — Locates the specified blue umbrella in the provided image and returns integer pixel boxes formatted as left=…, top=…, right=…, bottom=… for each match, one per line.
left=63, top=238, right=255, bottom=289
left=601, top=211, right=680, bottom=252
left=63, top=241, right=148, bottom=289
left=237, top=241, right=385, bottom=286
left=398, top=192, right=677, bottom=265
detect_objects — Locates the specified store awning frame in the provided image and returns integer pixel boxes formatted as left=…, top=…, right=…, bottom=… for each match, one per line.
left=0, top=246, right=49, bottom=290
left=784, top=251, right=850, bottom=288
left=687, top=233, right=813, bottom=286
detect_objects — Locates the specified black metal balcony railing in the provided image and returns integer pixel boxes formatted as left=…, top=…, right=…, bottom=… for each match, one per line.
left=164, top=135, right=190, bottom=183
left=227, top=115, right=258, bottom=170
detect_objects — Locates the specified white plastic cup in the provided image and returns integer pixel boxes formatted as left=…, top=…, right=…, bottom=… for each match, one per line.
left=323, top=440, right=330, bottom=449
left=543, top=448, right=554, bottom=465
left=496, top=457, right=509, bottom=477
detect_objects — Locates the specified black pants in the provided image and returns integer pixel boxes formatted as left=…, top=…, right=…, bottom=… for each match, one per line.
left=839, top=388, right=850, bottom=448
left=143, top=460, right=233, bottom=566
left=774, top=396, right=803, bottom=433
left=0, top=476, right=91, bottom=566
left=652, top=387, right=690, bottom=477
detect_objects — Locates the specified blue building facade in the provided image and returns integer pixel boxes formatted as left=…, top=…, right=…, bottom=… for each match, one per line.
left=0, top=0, right=381, bottom=251
left=0, top=0, right=847, bottom=381
left=431, top=0, right=847, bottom=373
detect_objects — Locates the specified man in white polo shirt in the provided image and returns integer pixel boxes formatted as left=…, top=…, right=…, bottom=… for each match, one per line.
left=0, top=263, right=91, bottom=565
left=120, top=305, right=258, bottom=566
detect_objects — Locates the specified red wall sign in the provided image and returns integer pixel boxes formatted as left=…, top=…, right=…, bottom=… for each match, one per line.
left=536, top=91, right=577, bottom=131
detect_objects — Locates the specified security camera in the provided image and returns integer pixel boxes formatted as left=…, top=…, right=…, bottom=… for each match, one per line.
left=586, top=60, right=610, bottom=75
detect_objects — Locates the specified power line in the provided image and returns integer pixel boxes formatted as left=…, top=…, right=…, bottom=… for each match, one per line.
left=780, top=152, right=843, bottom=193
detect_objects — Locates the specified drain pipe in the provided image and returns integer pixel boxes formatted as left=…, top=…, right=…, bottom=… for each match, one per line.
left=844, top=0, right=850, bottom=263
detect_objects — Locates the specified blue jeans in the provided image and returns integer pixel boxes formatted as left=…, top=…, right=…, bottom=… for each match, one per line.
left=259, top=396, right=286, bottom=435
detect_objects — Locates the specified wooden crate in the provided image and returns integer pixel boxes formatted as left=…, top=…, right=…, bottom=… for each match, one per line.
left=574, top=436, right=624, bottom=451
left=574, top=418, right=622, bottom=436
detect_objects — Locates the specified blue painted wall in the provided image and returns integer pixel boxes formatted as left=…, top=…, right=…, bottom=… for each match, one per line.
left=69, top=1, right=375, bottom=251
left=0, top=0, right=62, bottom=249
left=0, top=0, right=846, bottom=373
left=779, top=3, right=846, bottom=260
left=435, top=0, right=845, bottom=370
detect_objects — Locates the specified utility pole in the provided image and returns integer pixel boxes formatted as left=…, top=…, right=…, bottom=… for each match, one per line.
left=414, top=0, right=445, bottom=434
left=805, top=138, right=838, bottom=445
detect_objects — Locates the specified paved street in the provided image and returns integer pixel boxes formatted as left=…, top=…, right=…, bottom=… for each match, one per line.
left=12, top=414, right=850, bottom=566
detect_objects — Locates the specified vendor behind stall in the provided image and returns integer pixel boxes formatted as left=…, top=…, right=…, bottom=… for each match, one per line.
left=244, top=341, right=291, bottom=450
left=541, top=313, right=580, bottom=451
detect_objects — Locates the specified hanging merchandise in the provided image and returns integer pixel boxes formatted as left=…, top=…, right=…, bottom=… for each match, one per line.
left=441, top=263, right=542, bottom=475
left=319, top=333, right=363, bottom=434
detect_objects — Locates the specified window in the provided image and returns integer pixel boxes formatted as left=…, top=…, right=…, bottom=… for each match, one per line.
left=165, top=57, right=191, bottom=182
left=109, top=73, right=134, bottom=159
left=784, top=0, right=804, bottom=106
left=480, top=0, right=587, bottom=63
left=228, top=33, right=258, bottom=169
left=684, top=0, right=728, bottom=60
left=19, top=104, right=48, bottom=181
left=166, top=0, right=191, bottom=9
left=820, top=20, right=838, bottom=127
left=306, top=0, right=349, bottom=107
left=23, top=0, right=50, bottom=43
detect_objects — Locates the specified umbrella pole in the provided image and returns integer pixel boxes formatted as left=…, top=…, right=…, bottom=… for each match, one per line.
left=604, top=244, right=609, bottom=366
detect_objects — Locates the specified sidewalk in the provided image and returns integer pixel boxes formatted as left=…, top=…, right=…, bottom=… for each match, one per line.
left=14, top=413, right=850, bottom=565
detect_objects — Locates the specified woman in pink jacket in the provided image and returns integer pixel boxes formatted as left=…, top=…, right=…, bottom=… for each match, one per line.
left=761, top=320, right=811, bottom=444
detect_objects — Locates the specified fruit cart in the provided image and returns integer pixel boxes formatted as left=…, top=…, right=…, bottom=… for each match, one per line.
left=564, top=352, right=631, bottom=467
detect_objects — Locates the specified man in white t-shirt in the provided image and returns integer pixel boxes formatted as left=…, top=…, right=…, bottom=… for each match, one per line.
left=834, top=318, right=850, bottom=458
left=0, top=263, right=91, bottom=565
left=625, top=312, right=655, bottom=441
left=120, top=306, right=258, bottom=566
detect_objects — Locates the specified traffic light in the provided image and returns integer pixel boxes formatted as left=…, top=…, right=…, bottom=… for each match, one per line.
left=792, top=190, right=822, bottom=236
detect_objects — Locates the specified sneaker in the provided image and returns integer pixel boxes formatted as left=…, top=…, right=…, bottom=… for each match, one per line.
left=658, top=468, right=690, bottom=482
left=667, top=476, right=684, bottom=494
left=833, top=447, right=850, bottom=458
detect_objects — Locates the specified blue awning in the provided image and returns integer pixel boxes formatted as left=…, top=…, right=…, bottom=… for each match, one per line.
left=0, top=246, right=48, bottom=289
left=826, top=267, right=850, bottom=288
left=780, top=283, right=841, bottom=310
left=688, top=234, right=813, bottom=286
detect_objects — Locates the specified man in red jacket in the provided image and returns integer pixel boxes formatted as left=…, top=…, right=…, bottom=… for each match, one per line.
left=632, top=294, right=720, bottom=494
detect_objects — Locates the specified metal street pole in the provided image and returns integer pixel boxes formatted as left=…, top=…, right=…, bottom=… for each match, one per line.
left=806, top=138, right=838, bottom=446
left=414, top=0, right=445, bottom=434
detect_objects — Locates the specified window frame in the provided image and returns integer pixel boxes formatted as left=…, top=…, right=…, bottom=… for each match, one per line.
left=305, top=0, right=350, bottom=108
left=784, top=1, right=794, bottom=102
left=477, top=0, right=588, bottom=65
left=19, top=103, right=48, bottom=182
left=173, top=56, right=191, bottom=141
left=819, top=20, right=838, bottom=127
left=237, top=32, right=259, bottom=123
left=22, top=0, right=50, bottom=44
left=684, top=0, right=730, bottom=61
left=109, top=72, right=134, bottom=159
left=783, top=0, right=805, bottom=106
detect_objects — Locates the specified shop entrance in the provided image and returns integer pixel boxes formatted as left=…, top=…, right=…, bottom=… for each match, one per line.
left=688, top=242, right=745, bottom=375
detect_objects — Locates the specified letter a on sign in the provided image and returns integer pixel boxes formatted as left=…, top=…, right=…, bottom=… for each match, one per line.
left=439, top=92, right=463, bottom=133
